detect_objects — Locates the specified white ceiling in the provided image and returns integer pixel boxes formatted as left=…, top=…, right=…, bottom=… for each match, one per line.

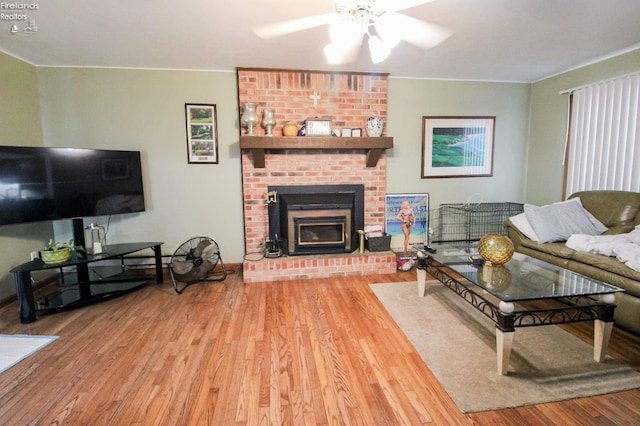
left=1, top=0, right=640, bottom=82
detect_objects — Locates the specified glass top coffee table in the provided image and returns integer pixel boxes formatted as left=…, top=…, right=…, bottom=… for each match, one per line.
left=416, top=243, right=624, bottom=375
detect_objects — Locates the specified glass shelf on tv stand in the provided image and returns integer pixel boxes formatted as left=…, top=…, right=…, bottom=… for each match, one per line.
left=34, top=265, right=150, bottom=311
left=11, top=242, right=163, bottom=323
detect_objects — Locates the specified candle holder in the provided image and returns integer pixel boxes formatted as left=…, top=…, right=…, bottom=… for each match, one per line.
left=261, top=109, right=276, bottom=136
left=85, top=223, right=107, bottom=254
left=241, top=102, right=259, bottom=136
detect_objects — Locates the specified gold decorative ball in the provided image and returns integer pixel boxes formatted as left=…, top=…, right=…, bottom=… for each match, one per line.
left=477, top=234, right=514, bottom=266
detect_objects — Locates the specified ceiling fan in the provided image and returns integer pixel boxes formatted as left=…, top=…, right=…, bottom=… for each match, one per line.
left=253, top=0, right=451, bottom=64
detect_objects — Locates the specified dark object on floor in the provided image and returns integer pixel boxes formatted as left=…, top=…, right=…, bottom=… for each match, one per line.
left=423, top=244, right=437, bottom=253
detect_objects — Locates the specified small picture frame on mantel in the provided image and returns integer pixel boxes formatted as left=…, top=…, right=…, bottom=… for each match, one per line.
left=341, top=128, right=363, bottom=137
left=306, top=119, right=332, bottom=136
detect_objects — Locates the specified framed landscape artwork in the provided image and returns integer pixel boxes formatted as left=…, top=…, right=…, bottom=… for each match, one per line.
left=385, top=193, right=429, bottom=253
left=185, top=103, right=218, bottom=164
left=421, top=116, right=495, bottom=178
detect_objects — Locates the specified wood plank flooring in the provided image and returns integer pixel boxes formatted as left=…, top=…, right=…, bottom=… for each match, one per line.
left=0, top=267, right=638, bottom=425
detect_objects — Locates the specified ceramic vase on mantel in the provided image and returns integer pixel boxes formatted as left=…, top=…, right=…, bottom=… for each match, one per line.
left=365, top=115, right=384, bottom=137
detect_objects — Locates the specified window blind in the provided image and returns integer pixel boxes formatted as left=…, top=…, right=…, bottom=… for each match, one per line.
left=565, top=73, right=639, bottom=195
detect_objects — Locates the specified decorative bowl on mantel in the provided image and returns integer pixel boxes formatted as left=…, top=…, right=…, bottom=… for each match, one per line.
left=282, top=121, right=298, bottom=137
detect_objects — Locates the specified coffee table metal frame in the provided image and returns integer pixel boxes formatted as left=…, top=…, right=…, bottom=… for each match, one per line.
left=416, top=248, right=622, bottom=375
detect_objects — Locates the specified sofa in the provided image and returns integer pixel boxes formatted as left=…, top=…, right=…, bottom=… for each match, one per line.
left=504, top=190, right=640, bottom=335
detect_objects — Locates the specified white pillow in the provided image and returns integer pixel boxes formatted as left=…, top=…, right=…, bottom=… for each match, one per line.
left=509, top=213, right=539, bottom=241
left=524, top=198, right=607, bottom=244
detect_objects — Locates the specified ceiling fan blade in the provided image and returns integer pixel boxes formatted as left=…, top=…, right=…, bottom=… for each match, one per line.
left=374, top=0, right=435, bottom=13
left=391, top=13, right=452, bottom=50
left=253, top=13, right=336, bottom=39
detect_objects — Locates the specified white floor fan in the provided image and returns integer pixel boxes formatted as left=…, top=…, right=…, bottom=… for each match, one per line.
left=253, top=0, right=451, bottom=64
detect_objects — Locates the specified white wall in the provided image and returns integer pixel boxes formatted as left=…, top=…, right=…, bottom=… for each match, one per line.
left=386, top=78, right=531, bottom=206
left=37, top=67, right=246, bottom=263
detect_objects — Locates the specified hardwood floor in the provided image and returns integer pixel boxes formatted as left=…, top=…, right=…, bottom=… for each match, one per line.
left=0, top=267, right=639, bottom=425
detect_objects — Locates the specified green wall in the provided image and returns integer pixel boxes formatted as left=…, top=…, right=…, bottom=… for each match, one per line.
left=0, top=52, right=51, bottom=301
left=37, top=67, right=245, bottom=263
left=527, top=49, right=640, bottom=205
left=33, top=67, right=533, bottom=271
left=386, top=78, right=530, bottom=205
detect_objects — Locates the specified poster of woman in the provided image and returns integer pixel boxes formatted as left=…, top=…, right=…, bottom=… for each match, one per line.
left=385, top=194, right=429, bottom=256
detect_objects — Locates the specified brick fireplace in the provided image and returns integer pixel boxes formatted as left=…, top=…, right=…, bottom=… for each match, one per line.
left=238, top=68, right=396, bottom=283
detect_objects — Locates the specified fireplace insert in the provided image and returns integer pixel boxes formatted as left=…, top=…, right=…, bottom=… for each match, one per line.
left=268, top=184, right=364, bottom=255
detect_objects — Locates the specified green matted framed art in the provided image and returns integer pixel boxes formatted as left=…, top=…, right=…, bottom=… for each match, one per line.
left=185, top=103, right=218, bottom=164
left=422, top=116, right=495, bottom=178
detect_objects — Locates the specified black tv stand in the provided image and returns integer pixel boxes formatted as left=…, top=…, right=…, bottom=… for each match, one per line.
left=11, top=242, right=163, bottom=324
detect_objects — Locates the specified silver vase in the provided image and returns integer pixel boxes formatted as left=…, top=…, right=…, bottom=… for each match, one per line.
left=261, top=109, right=276, bottom=136
left=241, top=102, right=259, bottom=136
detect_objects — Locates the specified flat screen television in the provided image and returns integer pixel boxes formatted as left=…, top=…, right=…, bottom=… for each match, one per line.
left=0, top=146, right=145, bottom=227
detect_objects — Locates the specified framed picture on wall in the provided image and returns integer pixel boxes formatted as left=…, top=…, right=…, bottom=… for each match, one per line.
left=385, top=193, right=429, bottom=255
left=185, top=103, right=218, bottom=164
left=422, top=116, right=495, bottom=178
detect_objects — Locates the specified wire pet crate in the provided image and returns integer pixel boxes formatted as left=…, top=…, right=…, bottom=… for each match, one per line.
left=428, top=202, right=523, bottom=243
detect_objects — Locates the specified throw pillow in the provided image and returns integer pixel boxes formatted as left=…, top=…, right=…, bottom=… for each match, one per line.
left=524, top=199, right=607, bottom=243
left=508, top=213, right=539, bottom=241
left=567, top=197, right=608, bottom=233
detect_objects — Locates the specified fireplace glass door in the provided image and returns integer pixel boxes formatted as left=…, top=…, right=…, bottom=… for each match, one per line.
left=287, top=209, right=352, bottom=255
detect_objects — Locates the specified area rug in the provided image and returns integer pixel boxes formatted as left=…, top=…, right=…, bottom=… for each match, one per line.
left=0, top=334, right=58, bottom=374
left=370, top=281, right=640, bottom=413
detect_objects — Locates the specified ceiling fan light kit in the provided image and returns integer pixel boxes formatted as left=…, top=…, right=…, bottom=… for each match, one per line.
left=367, top=35, right=391, bottom=64
left=324, top=2, right=398, bottom=64
left=254, top=1, right=449, bottom=66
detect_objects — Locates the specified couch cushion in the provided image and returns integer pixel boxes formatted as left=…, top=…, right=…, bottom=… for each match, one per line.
left=604, top=225, right=635, bottom=236
left=570, top=251, right=640, bottom=285
left=570, top=191, right=640, bottom=230
left=524, top=199, right=607, bottom=243
left=519, top=239, right=576, bottom=258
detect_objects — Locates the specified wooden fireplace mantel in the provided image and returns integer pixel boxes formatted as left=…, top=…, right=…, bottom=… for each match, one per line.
left=239, top=136, right=393, bottom=168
